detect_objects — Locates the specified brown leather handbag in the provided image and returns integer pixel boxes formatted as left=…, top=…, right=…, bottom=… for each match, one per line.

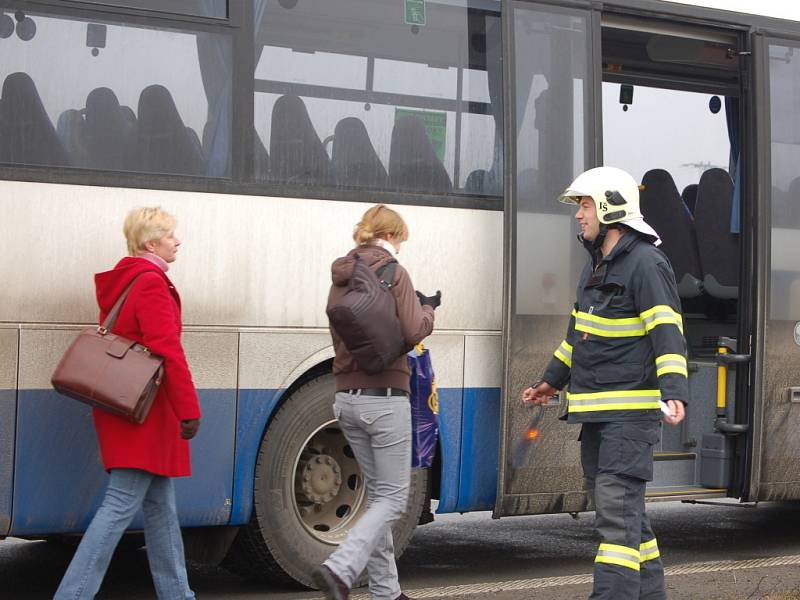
left=51, top=276, right=165, bottom=424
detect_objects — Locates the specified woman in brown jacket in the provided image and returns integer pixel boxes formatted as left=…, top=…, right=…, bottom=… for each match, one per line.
left=313, top=204, right=441, bottom=600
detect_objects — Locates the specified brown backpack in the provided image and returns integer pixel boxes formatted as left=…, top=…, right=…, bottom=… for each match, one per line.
left=327, top=255, right=406, bottom=375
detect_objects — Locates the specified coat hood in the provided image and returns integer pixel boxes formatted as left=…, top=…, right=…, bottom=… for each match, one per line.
left=95, top=256, right=167, bottom=313
left=331, top=244, right=395, bottom=287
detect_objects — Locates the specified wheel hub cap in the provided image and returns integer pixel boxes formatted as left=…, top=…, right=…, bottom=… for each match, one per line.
left=301, top=454, right=342, bottom=504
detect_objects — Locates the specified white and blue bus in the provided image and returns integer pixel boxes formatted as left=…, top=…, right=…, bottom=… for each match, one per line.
left=1, top=0, right=800, bottom=588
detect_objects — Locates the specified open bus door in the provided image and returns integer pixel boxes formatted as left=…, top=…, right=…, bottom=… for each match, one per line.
left=748, top=32, right=800, bottom=503
left=495, top=1, right=600, bottom=517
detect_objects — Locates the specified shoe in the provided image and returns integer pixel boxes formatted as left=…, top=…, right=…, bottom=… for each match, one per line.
left=311, top=564, right=349, bottom=600
left=395, top=594, right=415, bottom=600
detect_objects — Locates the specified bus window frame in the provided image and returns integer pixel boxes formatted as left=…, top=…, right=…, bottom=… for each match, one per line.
left=20, top=0, right=241, bottom=26
left=0, top=0, right=503, bottom=211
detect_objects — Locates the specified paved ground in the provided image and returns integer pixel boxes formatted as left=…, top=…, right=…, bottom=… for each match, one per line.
left=4, top=500, right=800, bottom=599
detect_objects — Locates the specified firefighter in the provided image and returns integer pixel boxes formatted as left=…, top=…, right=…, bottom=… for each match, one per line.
left=523, top=166, right=688, bottom=600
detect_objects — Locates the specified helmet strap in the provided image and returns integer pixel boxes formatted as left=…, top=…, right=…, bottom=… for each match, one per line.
left=579, top=223, right=609, bottom=265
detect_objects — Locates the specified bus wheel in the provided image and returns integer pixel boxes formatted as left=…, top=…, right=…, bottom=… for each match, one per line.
left=222, top=372, right=429, bottom=586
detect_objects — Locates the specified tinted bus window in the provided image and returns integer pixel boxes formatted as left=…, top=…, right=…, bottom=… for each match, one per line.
left=66, top=1, right=227, bottom=18
left=0, top=7, right=231, bottom=177
left=253, top=0, right=502, bottom=198
left=768, top=43, right=800, bottom=319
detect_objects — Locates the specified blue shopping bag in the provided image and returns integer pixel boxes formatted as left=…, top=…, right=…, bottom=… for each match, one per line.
left=407, top=344, right=438, bottom=468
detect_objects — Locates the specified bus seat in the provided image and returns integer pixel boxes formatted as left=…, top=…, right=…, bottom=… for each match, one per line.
left=465, top=168, right=502, bottom=196
left=694, top=168, right=738, bottom=299
left=465, top=169, right=489, bottom=194
left=252, top=131, right=270, bottom=181
left=135, top=84, right=205, bottom=176
left=639, top=169, right=704, bottom=298
left=331, top=117, right=387, bottom=188
left=270, top=94, right=331, bottom=185
left=0, top=72, right=68, bottom=166
left=388, top=115, right=451, bottom=192
left=681, top=183, right=698, bottom=217
left=56, top=109, right=88, bottom=168
left=85, top=87, right=137, bottom=171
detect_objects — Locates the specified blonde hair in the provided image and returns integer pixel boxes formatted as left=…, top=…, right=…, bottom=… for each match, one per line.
left=352, top=204, right=409, bottom=245
left=123, top=207, right=177, bottom=256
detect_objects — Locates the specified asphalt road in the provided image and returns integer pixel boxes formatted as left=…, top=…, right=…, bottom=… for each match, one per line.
left=3, top=500, right=800, bottom=599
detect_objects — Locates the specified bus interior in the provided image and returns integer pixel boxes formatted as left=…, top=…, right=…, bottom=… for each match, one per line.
left=601, top=16, right=747, bottom=499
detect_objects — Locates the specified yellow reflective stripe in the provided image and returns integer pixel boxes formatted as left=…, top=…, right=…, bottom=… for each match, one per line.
left=567, top=389, right=662, bottom=413
left=554, top=340, right=573, bottom=368
left=640, top=538, right=660, bottom=562
left=574, top=310, right=646, bottom=338
left=640, top=305, right=684, bottom=334
left=655, top=353, right=688, bottom=378
left=595, top=543, right=641, bottom=571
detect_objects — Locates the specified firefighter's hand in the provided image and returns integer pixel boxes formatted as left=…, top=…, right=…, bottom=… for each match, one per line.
left=522, top=381, right=557, bottom=405
left=663, top=400, right=685, bottom=426
left=181, top=419, right=201, bottom=439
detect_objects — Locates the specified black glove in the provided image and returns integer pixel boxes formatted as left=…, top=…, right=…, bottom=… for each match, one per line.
left=416, top=290, right=442, bottom=309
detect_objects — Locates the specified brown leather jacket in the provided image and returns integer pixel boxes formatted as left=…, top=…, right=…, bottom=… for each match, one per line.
left=327, top=244, right=434, bottom=392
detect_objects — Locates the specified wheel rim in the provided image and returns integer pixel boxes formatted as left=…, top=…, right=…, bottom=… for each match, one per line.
left=291, top=419, right=367, bottom=545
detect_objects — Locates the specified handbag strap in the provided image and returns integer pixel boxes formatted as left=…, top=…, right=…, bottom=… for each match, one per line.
left=98, top=273, right=147, bottom=334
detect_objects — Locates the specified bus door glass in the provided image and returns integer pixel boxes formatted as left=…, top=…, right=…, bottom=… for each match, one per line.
left=497, top=2, right=597, bottom=517
left=750, top=36, right=800, bottom=502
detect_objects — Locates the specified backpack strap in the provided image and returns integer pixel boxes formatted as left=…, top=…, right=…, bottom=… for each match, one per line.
left=376, top=260, right=398, bottom=291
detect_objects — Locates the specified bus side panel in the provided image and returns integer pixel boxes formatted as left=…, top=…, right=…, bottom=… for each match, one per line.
left=11, top=330, right=237, bottom=535
left=0, top=329, right=19, bottom=536
left=455, top=387, right=500, bottom=512
left=230, top=388, right=282, bottom=525
left=229, top=331, right=334, bottom=525
left=455, top=335, right=502, bottom=513
left=418, top=335, right=465, bottom=514
left=435, top=388, right=463, bottom=513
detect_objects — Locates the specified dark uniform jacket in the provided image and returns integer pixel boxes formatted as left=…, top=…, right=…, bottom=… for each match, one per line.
left=542, top=232, right=689, bottom=423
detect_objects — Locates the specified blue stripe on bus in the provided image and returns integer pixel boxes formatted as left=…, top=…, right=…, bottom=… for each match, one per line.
left=10, top=389, right=235, bottom=535
left=454, top=387, right=500, bottom=513
left=0, top=388, right=15, bottom=536
left=436, top=387, right=463, bottom=513
left=230, top=388, right=284, bottom=525
left=8, top=386, right=502, bottom=534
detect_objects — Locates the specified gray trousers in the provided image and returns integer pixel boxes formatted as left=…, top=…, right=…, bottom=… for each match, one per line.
left=325, top=391, right=411, bottom=600
left=581, top=420, right=665, bottom=600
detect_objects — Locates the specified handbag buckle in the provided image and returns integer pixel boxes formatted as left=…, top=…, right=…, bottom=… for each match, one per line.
left=97, top=326, right=108, bottom=335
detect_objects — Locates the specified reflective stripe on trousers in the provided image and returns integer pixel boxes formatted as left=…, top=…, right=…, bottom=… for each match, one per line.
left=582, top=421, right=666, bottom=600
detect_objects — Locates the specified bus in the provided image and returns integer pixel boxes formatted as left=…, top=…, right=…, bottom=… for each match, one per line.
left=1, top=0, right=799, bottom=589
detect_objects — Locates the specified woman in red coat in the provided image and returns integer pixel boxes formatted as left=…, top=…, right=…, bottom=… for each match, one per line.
left=55, top=207, right=201, bottom=600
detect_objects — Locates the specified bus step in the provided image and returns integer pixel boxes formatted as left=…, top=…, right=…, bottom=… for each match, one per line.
left=654, top=451, right=696, bottom=461
left=645, top=485, right=727, bottom=502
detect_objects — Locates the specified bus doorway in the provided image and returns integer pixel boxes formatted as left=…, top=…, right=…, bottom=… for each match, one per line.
left=497, top=7, right=756, bottom=519
left=600, top=17, right=750, bottom=500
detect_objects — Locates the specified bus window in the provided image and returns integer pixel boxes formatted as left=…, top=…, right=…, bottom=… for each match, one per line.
left=253, top=0, right=502, bottom=199
left=768, top=43, right=800, bottom=320
left=0, top=8, right=231, bottom=177
left=602, top=84, right=730, bottom=194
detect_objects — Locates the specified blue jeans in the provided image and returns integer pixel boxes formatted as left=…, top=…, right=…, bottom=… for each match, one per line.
left=325, top=391, right=412, bottom=600
left=54, top=468, right=195, bottom=600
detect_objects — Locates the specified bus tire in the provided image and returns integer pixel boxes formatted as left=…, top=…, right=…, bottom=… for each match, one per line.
left=222, top=372, right=429, bottom=587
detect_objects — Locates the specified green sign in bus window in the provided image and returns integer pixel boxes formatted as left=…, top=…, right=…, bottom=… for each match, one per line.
left=405, top=0, right=426, bottom=26
left=395, top=108, right=446, bottom=161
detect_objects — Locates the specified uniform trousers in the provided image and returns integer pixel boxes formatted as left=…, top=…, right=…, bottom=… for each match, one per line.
left=580, top=420, right=665, bottom=600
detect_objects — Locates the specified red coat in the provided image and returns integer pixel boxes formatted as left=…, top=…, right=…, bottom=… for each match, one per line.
left=92, top=257, right=201, bottom=477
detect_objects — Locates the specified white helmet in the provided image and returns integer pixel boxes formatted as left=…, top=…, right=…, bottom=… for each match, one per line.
left=558, top=166, right=661, bottom=246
